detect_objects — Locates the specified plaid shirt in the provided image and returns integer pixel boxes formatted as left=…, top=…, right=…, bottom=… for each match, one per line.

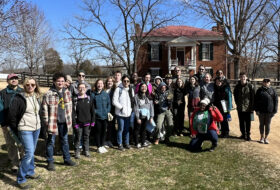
left=42, top=88, right=72, bottom=134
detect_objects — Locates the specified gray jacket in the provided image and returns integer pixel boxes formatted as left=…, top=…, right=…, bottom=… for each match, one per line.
left=134, top=94, right=154, bottom=120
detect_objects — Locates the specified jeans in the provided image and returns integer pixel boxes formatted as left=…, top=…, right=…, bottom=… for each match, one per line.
left=17, top=129, right=40, bottom=184
left=74, top=125, right=90, bottom=151
left=117, top=116, right=130, bottom=145
left=46, top=123, right=71, bottom=163
left=237, top=111, right=251, bottom=137
left=189, top=130, right=218, bottom=151
left=258, top=113, right=273, bottom=136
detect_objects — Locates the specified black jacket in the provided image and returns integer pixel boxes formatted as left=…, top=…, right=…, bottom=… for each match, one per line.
left=0, top=86, right=23, bottom=126
left=72, top=96, right=95, bottom=126
left=173, top=87, right=185, bottom=109
left=255, top=86, right=278, bottom=114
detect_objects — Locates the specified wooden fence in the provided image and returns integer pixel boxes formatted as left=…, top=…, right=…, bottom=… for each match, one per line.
left=17, top=73, right=108, bottom=87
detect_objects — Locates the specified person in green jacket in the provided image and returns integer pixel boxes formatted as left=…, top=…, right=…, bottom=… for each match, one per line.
left=233, top=72, right=255, bottom=141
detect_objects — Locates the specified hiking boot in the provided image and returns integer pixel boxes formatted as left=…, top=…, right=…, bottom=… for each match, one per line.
left=18, top=183, right=32, bottom=189
left=118, top=144, right=125, bottom=151
left=26, top=174, right=40, bottom=180
left=75, top=151, right=80, bottom=159
left=124, top=144, right=131, bottom=149
left=209, top=144, right=217, bottom=152
left=85, top=151, right=90, bottom=157
left=47, top=162, right=55, bottom=171
left=64, top=159, right=76, bottom=166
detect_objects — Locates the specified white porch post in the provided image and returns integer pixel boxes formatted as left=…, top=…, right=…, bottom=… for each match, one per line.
left=168, top=45, right=171, bottom=74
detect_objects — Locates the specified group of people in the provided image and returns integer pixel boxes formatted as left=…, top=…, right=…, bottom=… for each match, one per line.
left=0, top=65, right=278, bottom=189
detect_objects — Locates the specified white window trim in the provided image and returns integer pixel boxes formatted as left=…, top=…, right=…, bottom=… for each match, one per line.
left=201, top=42, right=211, bottom=61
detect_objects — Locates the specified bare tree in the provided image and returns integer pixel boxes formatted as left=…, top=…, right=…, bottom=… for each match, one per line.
left=64, top=0, right=182, bottom=76
left=187, top=0, right=280, bottom=79
left=9, top=1, right=51, bottom=74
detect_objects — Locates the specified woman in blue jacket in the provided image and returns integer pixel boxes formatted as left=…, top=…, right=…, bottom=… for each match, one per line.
left=91, top=79, right=111, bottom=153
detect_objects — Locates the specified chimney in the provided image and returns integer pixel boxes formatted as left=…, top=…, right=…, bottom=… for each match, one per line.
left=212, top=26, right=218, bottom=32
left=135, top=23, right=141, bottom=36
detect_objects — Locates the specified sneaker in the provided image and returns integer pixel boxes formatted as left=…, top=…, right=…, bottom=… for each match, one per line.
left=75, top=151, right=80, bottom=159
left=85, top=151, right=90, bottom=157
left=47, top=162, right=55, bottom=171
left=124, top=144, right=131, bottom=149
left=18, top=183, right=32, bottom=189
left=209, top=145, right=217, bottom=152
left=118, top=144, right=125, bottom=151
left=101, top=146, right=108, bottom=153
left=264, top=139, right=269, bottom=144
left=142, top=142, right=150, bottom=147
left=259, top=138, right=265, bottom=144
left=64, top=159, right=76, bottom=166
left=136, top=143, right=141, bottom=149
left=97, top=147, right=105, bottom=153
left=26, top=174, right=40, bottom=180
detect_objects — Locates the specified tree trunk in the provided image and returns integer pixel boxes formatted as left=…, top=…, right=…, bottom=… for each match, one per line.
left=278, top=22, right=280, bottom=81
left=233, top=56, right=240, bottom=79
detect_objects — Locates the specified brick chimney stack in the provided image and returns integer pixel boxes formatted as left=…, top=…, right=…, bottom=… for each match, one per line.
left=135, top=23, right=141, bottom=36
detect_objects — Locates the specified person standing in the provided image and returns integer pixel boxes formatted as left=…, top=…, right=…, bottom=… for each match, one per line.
left=135, top=72, right=153, bottom=95
left=72, top=82, right=95, bottom=158
left=42, top=72, right=76, bottom=171
left=200, top=73, right=215, bottom=103
left=9, top=77, right=42, bottom=189
left=154, top=82, right=173, bottom=144
left=213, top=77, right=232, bottom=138
left=233, top=72, right=255, bottom=141
left=173, top=78, right=186, bottom=136
left=134, top=83, right=154, bottom=148
left=185, top=76, right=201, bottom=118
left=0, top=73, right=23, bottom=173
left=113, top=75, right=134, bottom=151
left=255, top=79, right=278, bottom=144
left=194, top=65, right=206, bottom=86
left=92, top=79, right=111, bottom=153
left=72, top=71, right=91, bottom=96
left=114, top=71, right=122, bottom=87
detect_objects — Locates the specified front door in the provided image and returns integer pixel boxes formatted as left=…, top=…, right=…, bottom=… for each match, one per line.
left=177, top=48, right=184, bottom=66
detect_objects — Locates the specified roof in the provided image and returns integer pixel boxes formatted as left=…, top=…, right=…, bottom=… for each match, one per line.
left=145, top=25, right=222, bottom=37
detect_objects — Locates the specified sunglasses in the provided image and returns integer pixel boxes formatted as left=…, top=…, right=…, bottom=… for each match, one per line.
left=123, top=80, right=130, bottom=83
left=10, top=77, right=18, bottom=80
left=175, top=70, right=180, bottom=72
left=78, top=74, right=85, bottom=77
left=199, top=69, right=205, bottom=71
left=26, top=84, right=36, bottom=87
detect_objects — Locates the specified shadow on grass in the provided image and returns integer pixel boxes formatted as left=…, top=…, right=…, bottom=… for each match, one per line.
left=0, top=171, right=18, bottom=188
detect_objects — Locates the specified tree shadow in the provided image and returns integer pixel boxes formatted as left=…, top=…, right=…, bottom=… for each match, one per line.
left=0, top=170, right=18, bottom=188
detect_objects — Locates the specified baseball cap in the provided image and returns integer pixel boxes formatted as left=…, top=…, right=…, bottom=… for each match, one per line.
left=7, top=73, right=18, bottom=80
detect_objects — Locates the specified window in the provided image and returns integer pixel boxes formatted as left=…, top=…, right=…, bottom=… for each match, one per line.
left=202, top=43, right=210, bottom=61
left=199, top=43, right=213, bottom=61
left=150, top=43, right=160, bottom=61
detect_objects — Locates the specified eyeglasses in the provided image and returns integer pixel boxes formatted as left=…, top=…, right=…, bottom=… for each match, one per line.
left=199, top=69, right=205, bottom=71
left=175, top=70, right=180, bottom=72
left=26, top=84, right=36, bottom=87
left=78, top=74, right=85, bottom=77
left=123, top=80, right=130, bottom=83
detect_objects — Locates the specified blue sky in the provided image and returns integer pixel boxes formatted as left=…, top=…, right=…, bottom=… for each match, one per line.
left=29, top=0, right=210, bottom=63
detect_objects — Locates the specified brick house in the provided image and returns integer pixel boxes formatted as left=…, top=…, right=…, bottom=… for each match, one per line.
left=135, top=25, right=227, bottom=78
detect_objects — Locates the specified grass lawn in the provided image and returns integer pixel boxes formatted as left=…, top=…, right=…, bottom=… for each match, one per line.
left=1, top=132, right=280, bottom=190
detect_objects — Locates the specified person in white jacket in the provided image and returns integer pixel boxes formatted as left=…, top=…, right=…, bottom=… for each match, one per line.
left=113, top=75, right=135, bottom=151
